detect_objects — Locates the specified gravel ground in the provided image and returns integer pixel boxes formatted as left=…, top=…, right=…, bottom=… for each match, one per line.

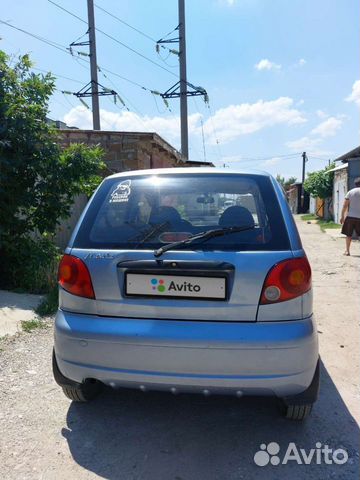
left=0, top=217, right=359, bottom=480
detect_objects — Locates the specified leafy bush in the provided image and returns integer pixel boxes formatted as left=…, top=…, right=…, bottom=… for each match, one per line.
left=0, top=50, right=105, bottom=294
left=0, top=51, right=105, bottom=246
left=35, top=283, right=59, bottom=317
left=0, top=236, right=60, bottom=293
left=303, top=164, right=335, bottom=199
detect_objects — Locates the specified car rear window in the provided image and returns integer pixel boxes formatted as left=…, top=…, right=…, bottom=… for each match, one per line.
left=72, top=173, right=290, bottom=251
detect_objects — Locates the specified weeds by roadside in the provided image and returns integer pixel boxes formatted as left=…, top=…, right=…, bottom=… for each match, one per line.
left=317, top=220, right=341, bottom=231
left=301, top=214, right=341, bottom=232
left=35, top=285, right=58, bottom=317
left=21, top=318, right=49, bottom=333
left=300, top=214, right=318, bottom=221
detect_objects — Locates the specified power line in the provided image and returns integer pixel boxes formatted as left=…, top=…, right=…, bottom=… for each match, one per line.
left=1, top=19, right=167, bottom=99
left=94, top=2, right=178, bottom=64
left=191, top=96, right=217, bottom=162
left=47, top=0, right=178, bottom=78
left=0, top=19, right=69, bottom=54
left=239, top=153, right=301, bottom=161
left=1, top=18, right=164, bottom=120
left=47, top=0, right=87, bottom=24
left=32, top=67, right=85, bottom=85
left=94, top=3, right=157, bottom=43
left=207, top=102, right=224, bottom=161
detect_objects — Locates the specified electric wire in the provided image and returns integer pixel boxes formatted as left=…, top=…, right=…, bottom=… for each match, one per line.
left=1, top=19, right=164, bottom=95
left=94, top=3, right=157, bottom=43
left=94, top=3, right=179, bottom=67
left=0, top=19, right=69, bottom=54
left=47, top=0, right=178, bottom=78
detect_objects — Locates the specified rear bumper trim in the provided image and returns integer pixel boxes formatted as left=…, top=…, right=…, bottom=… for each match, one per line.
left=54, top=310, right=318, bottom=397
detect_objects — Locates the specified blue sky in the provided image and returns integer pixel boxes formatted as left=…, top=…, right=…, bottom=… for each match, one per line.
left=1, top=0, right=359, bottom=178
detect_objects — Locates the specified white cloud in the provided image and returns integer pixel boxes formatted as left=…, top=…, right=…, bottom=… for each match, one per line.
left=316, top=109, right=329, bottom=119
left=297, top=58, right=306, bottom=67
left=346, top=80, right=360, bottom=106
left=310, top=116, right=343, bottom=138
left=254, top=59, right=281, bottom=71
left=262, top=157, right=282, bottom=166
left=63, top=106, right=201, bottom=145
left=202, top=97, right=306, bottom=144
left=286, top=116, right=343, bottom=155
left=63, top=97, right=306, bottom=148
left=286, top=136, right=322, bottom=152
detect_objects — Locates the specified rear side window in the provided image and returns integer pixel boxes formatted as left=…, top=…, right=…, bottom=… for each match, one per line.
left=73, top=173, right=290, bottom=251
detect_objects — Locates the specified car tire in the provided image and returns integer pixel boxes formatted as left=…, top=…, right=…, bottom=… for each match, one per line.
left=52, top=350, right=102, bottom=402
left=61, top=379, right=102, bottom=402
left=284, top=403, right=313, bottom=420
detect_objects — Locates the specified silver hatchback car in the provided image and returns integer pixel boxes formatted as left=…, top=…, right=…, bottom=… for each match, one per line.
left=53, top=168, right=319, bottom=420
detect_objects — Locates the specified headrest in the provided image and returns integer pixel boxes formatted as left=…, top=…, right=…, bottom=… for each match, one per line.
left=219, top=206, right=255, bottom=227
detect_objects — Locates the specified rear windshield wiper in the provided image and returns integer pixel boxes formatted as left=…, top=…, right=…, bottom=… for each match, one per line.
left=134, top=221, right=169, bottom=248
left=153, top=225, right=256, bottom=258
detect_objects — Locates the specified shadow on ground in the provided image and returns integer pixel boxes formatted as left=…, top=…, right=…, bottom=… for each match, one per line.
left=62, top=361, right=359, bottom=480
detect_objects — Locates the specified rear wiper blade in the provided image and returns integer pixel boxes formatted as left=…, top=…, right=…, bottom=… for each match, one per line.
left=153, top=225, right=255, bottom=258
left=134, top=221, right=169, bottom=248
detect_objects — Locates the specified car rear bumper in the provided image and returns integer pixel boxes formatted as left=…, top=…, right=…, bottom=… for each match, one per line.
left=54, top=310, right=318, bottom=398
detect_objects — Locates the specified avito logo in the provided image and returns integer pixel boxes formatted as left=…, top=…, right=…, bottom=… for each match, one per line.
left=150, top=278, right=201, bottom=293
left=151, top=278, right=166, bottom=292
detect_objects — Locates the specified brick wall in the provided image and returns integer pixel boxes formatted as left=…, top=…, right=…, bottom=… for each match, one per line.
left=56, top=130, right=183, bottom=175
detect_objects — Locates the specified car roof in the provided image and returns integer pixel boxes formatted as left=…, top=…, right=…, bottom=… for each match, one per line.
left=106, top=167, right=272, bottom=180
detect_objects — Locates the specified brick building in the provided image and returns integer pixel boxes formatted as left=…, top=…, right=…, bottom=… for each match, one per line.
left=56, top=129, right=185, bottom=173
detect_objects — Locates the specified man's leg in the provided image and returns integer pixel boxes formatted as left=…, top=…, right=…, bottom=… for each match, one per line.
left=345, top=236, right=352, bottom=255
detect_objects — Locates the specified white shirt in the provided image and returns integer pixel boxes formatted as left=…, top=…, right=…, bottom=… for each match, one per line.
left=345, top=187, right=360, bottom=218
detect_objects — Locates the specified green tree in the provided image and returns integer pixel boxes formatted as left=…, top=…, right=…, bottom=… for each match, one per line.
left=0, top=51, right=105, bottom=291
left=0, top=51, right=105, bottom=243
left=303, top=164, right=335, bottom=199
left=276, top=174, right=297, bottom=191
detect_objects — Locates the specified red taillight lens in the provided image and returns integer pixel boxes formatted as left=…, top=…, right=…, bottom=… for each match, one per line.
left=58, top=254, right=95, bottom=299
left=260, top=257, right=311, bottom=304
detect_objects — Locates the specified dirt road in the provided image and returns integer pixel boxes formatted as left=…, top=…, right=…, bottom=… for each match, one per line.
left=1, top=218, right=359, bottom=480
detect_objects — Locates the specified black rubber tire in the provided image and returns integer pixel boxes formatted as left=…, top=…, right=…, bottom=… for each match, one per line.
left=61, top=379, right=102, bottom=403
left=284, top=404, right=313, bottom=420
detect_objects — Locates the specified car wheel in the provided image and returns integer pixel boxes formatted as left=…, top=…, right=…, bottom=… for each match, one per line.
left=284, top=403, right=313, bottom=420
left=61, top=379, right=102, bottom=402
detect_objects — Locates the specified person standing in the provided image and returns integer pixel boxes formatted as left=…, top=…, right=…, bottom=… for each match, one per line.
left=340, top=177, right=360, bottom=255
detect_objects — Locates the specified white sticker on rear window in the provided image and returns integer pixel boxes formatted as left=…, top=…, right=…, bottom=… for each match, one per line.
left=109, top=180, right=131, bottom=203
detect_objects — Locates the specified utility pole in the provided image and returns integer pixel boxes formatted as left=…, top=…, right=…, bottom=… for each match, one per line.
left=87, top=0, right=100, bottom=130
left=160, top=0, right=207, bottom=161
left=301, top=151, right=308, bottom=211
left=178, top=0, right=188, bottom=159
left=65, top=2, right=118, bottom=121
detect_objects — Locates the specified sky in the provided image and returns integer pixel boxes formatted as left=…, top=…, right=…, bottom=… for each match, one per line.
left=1, top=0, right=359, bottom=179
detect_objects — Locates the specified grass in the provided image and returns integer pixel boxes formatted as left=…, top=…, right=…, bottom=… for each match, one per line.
left=21, top=318, right=48, bottom=333
left=317, top=220, right=341, bottom=231
left=300, top=214, right=341, bottom=231
left=300, top=214, right=318, bottom=221
left=35, top=284, right=58, bottom=317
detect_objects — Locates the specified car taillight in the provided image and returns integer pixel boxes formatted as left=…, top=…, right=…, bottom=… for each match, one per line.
left=260, top=257, right=311, bottom=304
left=58, top=254, right=95, bottom=299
